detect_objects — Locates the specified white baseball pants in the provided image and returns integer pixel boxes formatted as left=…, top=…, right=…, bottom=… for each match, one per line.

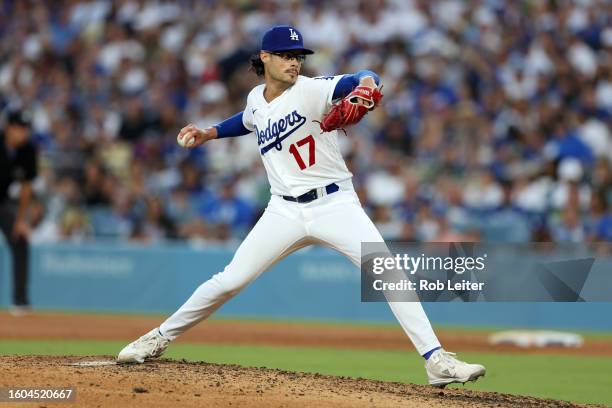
left=159, top=184, right=441, bottom=354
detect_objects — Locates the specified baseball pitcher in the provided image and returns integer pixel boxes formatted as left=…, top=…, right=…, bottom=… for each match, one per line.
left=117, top=25, right=485, bottom=387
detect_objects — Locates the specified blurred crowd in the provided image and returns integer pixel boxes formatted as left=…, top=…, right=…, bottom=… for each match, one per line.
left=1, top=0, right=611, bottom=245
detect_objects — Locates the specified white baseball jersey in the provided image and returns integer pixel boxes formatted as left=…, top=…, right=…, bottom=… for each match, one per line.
left=158, top=75, right=442, bottom=360
left=242, top=75, right=353, bottom=197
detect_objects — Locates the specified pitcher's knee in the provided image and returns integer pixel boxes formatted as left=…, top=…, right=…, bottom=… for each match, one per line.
left=211, top=267, right=251, bottom=296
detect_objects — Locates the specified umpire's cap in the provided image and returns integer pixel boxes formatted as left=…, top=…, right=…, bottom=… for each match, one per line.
left=5, top=109, right=31, bottom=128
left=261, top=25, right=314, bottom=55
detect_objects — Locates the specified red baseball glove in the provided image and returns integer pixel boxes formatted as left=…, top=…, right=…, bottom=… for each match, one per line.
left=317, top=85, right=383, bottom=133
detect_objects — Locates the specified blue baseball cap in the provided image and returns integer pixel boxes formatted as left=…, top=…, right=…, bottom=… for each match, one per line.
left=261, top=25, right=314, bottom=55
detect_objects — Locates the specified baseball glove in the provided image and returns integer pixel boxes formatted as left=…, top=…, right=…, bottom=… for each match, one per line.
left=317, top=85, right=383, bottom=133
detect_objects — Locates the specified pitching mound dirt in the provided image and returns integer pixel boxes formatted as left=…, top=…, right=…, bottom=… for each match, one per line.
left=0, top=355, right=597, bottom=408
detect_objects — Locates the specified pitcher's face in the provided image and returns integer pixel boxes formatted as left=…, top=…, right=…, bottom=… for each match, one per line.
left=261, top=51, right=306, bottom=85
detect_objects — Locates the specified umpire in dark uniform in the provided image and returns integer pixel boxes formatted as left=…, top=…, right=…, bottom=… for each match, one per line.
left=0, top=109, right=37, bottom=311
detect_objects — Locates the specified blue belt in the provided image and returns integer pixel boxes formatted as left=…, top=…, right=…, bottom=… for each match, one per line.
left=282, top=183, right=339, bottom=203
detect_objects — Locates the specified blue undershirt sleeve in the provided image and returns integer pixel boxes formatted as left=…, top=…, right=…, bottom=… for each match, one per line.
left=332, top=70, right=381, bottom=100
left=213, top=111, right=251, bottom=138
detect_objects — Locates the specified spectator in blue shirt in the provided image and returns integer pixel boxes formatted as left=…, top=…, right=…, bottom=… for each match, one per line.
left=199, top=178, right=254, bottom=237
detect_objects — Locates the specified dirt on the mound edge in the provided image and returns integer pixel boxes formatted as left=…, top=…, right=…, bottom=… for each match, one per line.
left=0, top=355, right=599, bottom=408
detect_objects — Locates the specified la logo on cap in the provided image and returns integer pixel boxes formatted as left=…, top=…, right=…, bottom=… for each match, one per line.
left=289, top=28, right=299, bottom=41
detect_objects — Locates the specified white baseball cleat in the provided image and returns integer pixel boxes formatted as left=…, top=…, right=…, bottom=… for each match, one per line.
left=425, top=349, right=486, bottom=388
left=117, top=328, right=170, bottom=364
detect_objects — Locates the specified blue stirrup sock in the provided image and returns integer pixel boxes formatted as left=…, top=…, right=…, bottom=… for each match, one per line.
left=423, top=346, right=442, bottom=360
